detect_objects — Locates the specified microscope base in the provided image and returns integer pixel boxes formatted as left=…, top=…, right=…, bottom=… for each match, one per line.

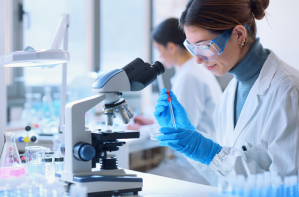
left=86, top=188, right=142, bottom=197
left=58, top=171, right=143, bottom=195
left=72, top=176, right=142, bottom=196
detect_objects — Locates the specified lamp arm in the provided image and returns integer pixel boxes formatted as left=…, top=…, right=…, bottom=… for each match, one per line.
left=58, top=15, right=69, bottom=142
left=51, top=13, right=70, bottom=50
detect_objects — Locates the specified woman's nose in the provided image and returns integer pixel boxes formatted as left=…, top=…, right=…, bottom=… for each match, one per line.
left=195, top=56, right=204, bottom=64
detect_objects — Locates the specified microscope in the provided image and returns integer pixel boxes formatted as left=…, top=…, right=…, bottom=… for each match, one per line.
left=58, top=58, right=165, bottom=196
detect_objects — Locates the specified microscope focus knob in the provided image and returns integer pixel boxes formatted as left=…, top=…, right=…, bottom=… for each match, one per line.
left=73, top=143, right=96, bottom=161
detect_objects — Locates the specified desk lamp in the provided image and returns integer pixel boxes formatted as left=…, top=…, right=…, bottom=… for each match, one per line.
left=0, top=13, right=70, bottom=141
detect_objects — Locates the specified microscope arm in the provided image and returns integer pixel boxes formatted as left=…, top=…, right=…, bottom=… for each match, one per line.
left=64, top=94, right=107, bottom=173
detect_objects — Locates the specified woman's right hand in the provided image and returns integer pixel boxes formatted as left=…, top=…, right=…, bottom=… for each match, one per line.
left=154, top=88, right=195, bottom=130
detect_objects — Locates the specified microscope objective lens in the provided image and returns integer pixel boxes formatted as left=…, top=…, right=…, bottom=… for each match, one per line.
left=107, top=125, right=112, bottom=132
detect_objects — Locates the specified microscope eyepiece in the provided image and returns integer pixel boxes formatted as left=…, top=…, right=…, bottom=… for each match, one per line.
left=122, top=58, right=165, bottom=91
left=152, top=61, right=165, bottom=76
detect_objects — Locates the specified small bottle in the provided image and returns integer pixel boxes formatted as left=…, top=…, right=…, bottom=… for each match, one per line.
left=236, top=175, right=245, bottom=196
left=45, top=157, right=54, bottom=179
left=54, top=157, right=64, bottom=174
left=217, top=178, right=227, bottom=194
left=227, top=177, right=237, bottom=195
left=0, top=178, right=6, bottom=196
left=252, top=174, right=263, bottom=196
left=263, top=171, right=271, bottom=197
left=244, top=175, right=254, bottom=197
left=289, top=175, right=297, bottom=197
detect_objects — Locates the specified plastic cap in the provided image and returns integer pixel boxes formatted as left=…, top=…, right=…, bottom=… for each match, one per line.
left=55, top=157, right=64, bottom=162
left=167, top=91, right=171, bottom=102
left=45, top=157, right=53, bottom=162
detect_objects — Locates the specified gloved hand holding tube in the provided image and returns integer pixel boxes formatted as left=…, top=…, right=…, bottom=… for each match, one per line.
left=154, top=89, right=222, bottom=165
left=154, top=88, right=195, bottom=130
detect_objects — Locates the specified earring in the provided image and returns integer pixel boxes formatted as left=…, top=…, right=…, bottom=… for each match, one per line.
left=240, top=38, right=246, bottom=49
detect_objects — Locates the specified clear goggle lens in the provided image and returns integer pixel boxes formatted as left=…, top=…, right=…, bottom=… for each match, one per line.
left=183, top=28, right=234, bottom=61
left=184, top=40, right=221, bottom=61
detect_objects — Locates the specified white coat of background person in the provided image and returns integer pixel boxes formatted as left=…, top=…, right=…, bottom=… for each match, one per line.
left=126, top=18, right=222, bottom=184
left=154, top=0, right=299, bottom=187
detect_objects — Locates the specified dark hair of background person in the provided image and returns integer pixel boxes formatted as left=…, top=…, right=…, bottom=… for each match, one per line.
left=152, top=18, right=186, bottom=50
left=179, top=0, right=270, bottom=44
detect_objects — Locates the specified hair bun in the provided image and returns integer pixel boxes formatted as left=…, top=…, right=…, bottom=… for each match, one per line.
left=251, top=0, right=270, bottom=20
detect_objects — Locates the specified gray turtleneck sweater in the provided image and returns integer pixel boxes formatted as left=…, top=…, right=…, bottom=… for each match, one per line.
left=228, top=38, right=269, bottom=127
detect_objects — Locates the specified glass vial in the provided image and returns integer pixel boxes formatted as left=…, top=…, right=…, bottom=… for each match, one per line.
left=54, top=157, right=64, bottom=174
left=44, top=157, right=54, bottom=179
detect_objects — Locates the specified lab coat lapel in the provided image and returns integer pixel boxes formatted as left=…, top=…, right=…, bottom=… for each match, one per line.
left=223, top=79, right=237, bottom=146
left=231, top=84, right=260, bottom=146
left=229, top=51, right=278, bottom=147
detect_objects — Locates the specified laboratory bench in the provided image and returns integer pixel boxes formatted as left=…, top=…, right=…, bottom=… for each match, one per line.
left=6, top=123, right=217, bottom=196
left=114, top=170, right=217, bottom=197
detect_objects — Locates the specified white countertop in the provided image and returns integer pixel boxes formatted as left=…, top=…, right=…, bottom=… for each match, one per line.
left=124, top=170, right=217, bottom=197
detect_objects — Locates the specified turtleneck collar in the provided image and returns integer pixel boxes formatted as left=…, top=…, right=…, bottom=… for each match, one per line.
left=228, top=38, right=269, bottom=82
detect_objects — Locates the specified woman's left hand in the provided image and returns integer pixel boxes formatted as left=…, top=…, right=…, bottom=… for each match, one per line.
left=157, top=127, right=222, bottom=165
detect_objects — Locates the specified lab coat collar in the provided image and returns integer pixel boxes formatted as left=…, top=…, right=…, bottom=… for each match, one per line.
left=225, top=51, right=279, bottom=146
left=226, top=50, right=278, bottom=95
left=255, top=51, right=280, bottom=95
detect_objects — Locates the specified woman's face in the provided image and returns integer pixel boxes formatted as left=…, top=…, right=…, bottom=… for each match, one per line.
left=153, top=41, right=176, bottom=69
left=184, top=26, right=243, bottom=76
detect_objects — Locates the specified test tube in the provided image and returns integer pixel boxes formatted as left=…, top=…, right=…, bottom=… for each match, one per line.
left=166, top=91, right=176, bottom=129
left=151, top=91, right=177, bottom=141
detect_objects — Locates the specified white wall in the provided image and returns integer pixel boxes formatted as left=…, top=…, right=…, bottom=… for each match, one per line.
left=256, top=0, right=299, bottom=70
left=0, top=0, right=7, bottom=152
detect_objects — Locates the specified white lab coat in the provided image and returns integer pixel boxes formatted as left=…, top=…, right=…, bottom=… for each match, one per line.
left=145, top=57, right=222, bottom=184
left=187, top=51, right=299, bottom=186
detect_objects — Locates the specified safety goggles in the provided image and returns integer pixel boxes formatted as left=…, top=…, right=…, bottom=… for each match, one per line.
left=183, top=28, right=233, bottom=61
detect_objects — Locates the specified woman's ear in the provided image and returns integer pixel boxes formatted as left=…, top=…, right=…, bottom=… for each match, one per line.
left=232, top=25, right=247, bottom=45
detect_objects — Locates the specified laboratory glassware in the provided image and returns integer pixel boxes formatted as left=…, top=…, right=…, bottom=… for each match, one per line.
left=151, top=132, right=162, bottom=141
left=166, top=91, right=177, bottom=129
left=0, top=132, right=26, bottom=178
left=54, top=157, right=64, bottom=173
left=44, top=157, right=55, bottom=179
left=25, top=146, right=46, bottom=176
left=151, top=91, right=176, bottom=141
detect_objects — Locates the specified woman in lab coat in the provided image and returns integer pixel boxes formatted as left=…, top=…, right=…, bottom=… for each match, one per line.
left=154, top=0, right=299, bottom=186
left=127, top=18, right=222, bottom=184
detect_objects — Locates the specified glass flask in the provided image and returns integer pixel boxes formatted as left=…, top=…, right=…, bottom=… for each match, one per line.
left=0, top=132, right=26, bottom=178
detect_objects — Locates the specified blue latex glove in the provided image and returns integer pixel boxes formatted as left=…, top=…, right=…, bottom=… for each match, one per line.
left=157, top=127, right=222, bottom=165
left=154, top=88, right=195, bottom=130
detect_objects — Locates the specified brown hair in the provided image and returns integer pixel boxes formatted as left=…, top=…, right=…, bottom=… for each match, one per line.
left=179, top=0, right=269, bottom=43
